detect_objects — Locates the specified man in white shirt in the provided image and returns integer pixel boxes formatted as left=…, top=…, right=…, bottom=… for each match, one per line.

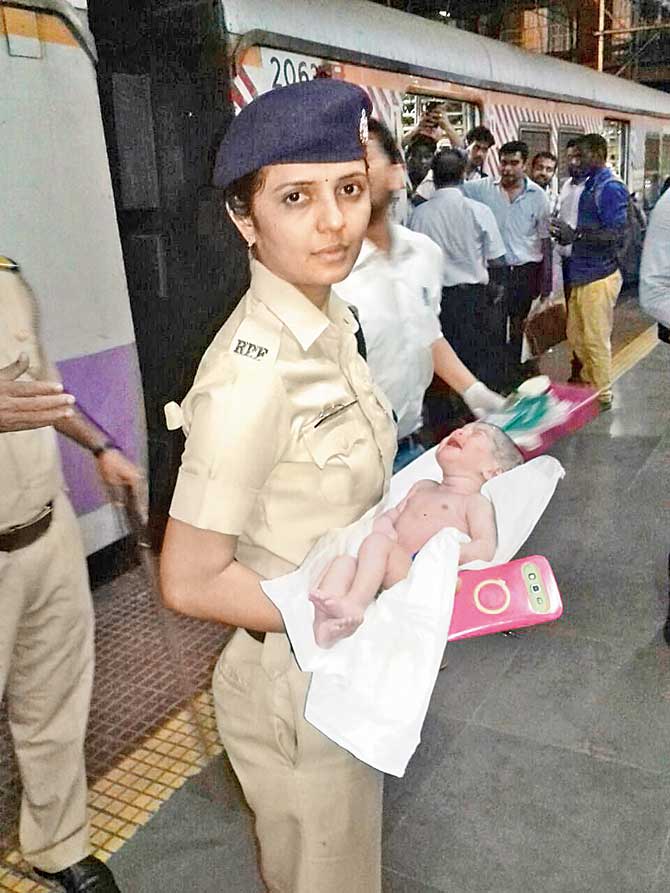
left=639, top=188, right=670, bottom=332
left=462, top=140, right=551, bottom=382
left=638, top=188, right=670, bottom=644
left=335, top=118, right=504, bottom=471
left=409, top=148, right=507, bottom=391
left=556, top=139, right=588, bottom=380
left=530, top=152, right=558, bottom=198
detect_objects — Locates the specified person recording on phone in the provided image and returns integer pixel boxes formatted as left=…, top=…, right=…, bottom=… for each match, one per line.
left=407, top=103, right=494, bottom=203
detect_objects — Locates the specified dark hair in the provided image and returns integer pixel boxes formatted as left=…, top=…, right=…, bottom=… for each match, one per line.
left=566, top=137, right=581, bottom=150
left=466, top=125, right=495, bottom=148
left=406, top=134, right=438, bottom=156
left=224, top=168, right=267, bottom=217
left=531, top=151, right=557, bottom=167
left=499, top=140, right=529, bottom=162
left=577, top=133, right=608, bottom=159
left=368, top=117, right=403, bottom=165
left=432, top=147, right=466, bottom=188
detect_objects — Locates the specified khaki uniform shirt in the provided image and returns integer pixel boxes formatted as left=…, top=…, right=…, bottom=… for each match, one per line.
left=0, top=264, right=63, bottom=531
left=168, top=260, right=397, bottom=580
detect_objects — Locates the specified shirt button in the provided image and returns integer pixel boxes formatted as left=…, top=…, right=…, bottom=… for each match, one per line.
left=15, top=330, right=31, bottom=341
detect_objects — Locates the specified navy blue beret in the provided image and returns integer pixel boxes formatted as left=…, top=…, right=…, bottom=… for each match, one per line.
left=213, top=79, right=373, bottom=190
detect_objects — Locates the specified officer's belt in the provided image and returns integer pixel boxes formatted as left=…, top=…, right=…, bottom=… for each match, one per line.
left=0, top=503, right=53, bottom=553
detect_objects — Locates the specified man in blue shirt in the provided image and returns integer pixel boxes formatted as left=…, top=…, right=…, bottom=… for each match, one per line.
left=550, top=133, right=629, bottom=410
left=462, top=140, right=551, bottom=384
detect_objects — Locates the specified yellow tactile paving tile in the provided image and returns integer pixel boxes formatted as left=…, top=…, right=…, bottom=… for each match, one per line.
left=1, top=692, right=222, bottom=892
left=611, top=324, right=659, bottom=382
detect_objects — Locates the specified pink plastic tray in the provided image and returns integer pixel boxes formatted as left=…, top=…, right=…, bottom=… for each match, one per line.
left=518, top=382, right=600, bottom=460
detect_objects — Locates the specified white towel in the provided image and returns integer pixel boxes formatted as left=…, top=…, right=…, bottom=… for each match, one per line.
left=261, top=451, right=564, bottom=776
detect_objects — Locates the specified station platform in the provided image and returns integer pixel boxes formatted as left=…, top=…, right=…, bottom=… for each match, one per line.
left=1, top=293, right=669, bottom=892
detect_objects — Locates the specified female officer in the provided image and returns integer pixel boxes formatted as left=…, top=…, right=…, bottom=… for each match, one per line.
left=159, top=79, right=396, bottom=893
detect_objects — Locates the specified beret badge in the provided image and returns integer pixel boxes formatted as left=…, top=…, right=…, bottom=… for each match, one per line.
left=359, top=108, right=369, bottom=146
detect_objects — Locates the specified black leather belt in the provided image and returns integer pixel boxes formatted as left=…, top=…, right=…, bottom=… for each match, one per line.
left=244, top=628, right=266, bottom=644
left=0, top=503, right=53, bottom=553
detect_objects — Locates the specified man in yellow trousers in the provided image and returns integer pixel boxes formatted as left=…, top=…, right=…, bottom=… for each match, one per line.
left=550, top=133, right=629, bottom=410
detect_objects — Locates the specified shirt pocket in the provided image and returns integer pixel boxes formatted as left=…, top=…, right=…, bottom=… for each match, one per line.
left=301, top=412, right=367, bottom=507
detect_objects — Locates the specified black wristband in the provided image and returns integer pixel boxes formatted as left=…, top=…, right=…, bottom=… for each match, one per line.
left=91, top=440, right=116, bottom=458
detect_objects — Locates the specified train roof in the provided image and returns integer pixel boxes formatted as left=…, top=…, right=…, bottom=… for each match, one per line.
left=222, top=0, right=670, bottom=120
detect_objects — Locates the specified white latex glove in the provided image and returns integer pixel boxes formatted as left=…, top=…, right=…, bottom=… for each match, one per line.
left=462, top=381, right=507, bottom=419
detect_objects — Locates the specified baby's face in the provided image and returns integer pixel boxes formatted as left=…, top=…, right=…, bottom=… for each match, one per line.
left=435, top=423, right=499, bottom=479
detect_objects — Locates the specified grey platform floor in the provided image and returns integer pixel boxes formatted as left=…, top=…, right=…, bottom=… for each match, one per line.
left=109, top=344, right=670, bottom=893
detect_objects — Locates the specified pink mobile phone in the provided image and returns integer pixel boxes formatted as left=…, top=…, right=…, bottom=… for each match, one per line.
left=447, top=555, right=563, bottom=641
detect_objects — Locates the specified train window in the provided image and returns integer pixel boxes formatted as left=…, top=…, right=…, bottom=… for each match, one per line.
left=644, top=132, right=661, bottom=210
left=557, top=127, right=584, bottom=184
left=518, top=125, right=551, bottom=162
left=603, top=119, right=629, bottom=182
left=402, top=94, right=480, bottom=146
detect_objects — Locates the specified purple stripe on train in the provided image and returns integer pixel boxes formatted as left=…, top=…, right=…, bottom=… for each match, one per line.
left=56, top=344, right=146, bottom=515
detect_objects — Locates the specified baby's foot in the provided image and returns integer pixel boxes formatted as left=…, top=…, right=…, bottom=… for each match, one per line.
left=310, top=589, right=364, bottom=648
left=309, top=588, right=351, bottom=619
left=313, top=615, right=363, bottom=649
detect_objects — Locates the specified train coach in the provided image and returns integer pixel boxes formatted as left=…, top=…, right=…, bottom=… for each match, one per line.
left=224, top=0, right=670, bottom=203
left=0, top=0, right=146, bottom=557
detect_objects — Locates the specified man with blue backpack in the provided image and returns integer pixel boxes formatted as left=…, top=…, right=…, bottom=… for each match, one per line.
left=550, top=133, right=629, bottom=411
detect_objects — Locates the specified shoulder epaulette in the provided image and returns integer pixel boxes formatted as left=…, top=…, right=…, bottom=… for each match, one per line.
left=229, top=303, right=281, bottom=366
left=0, top=257, right=19, bottom=271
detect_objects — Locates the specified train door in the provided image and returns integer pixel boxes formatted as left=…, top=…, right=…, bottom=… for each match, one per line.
left=661, top=132, right=670, bottom=196
left=88, top=0, right=246, bottom=545
left=643, top=131, right=662, bottom=209
left=603, top=118, right=630, bottom=182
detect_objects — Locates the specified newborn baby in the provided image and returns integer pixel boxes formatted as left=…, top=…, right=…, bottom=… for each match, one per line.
left=310, top=422, right=523, bottom=648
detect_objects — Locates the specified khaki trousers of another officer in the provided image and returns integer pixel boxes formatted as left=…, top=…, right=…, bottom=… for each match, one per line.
left=566, top=269, right=622, bottom=402
left=213, top=628, right=383, bottom=893
left=0, top=491, right=94, bottom=872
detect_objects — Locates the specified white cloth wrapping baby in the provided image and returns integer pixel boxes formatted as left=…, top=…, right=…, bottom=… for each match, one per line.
left=261, top=451, right=565, bottom=776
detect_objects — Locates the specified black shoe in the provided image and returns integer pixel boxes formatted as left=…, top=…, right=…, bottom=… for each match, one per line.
left=35, top=856, right=121, bottom=892
left=568, top=354, right=583, bottom=383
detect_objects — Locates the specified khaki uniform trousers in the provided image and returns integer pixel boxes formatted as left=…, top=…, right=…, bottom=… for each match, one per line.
left=0, top=492, right=94, bottom=872
left=213, top=628, right=383, bottom=893
left=566, top=269, right=622, bottom=402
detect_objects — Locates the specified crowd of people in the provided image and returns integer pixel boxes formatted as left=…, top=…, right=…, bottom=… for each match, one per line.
left=1, top=76, right=668, bottom=893
left=402, top=105, right=638, bottom=416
